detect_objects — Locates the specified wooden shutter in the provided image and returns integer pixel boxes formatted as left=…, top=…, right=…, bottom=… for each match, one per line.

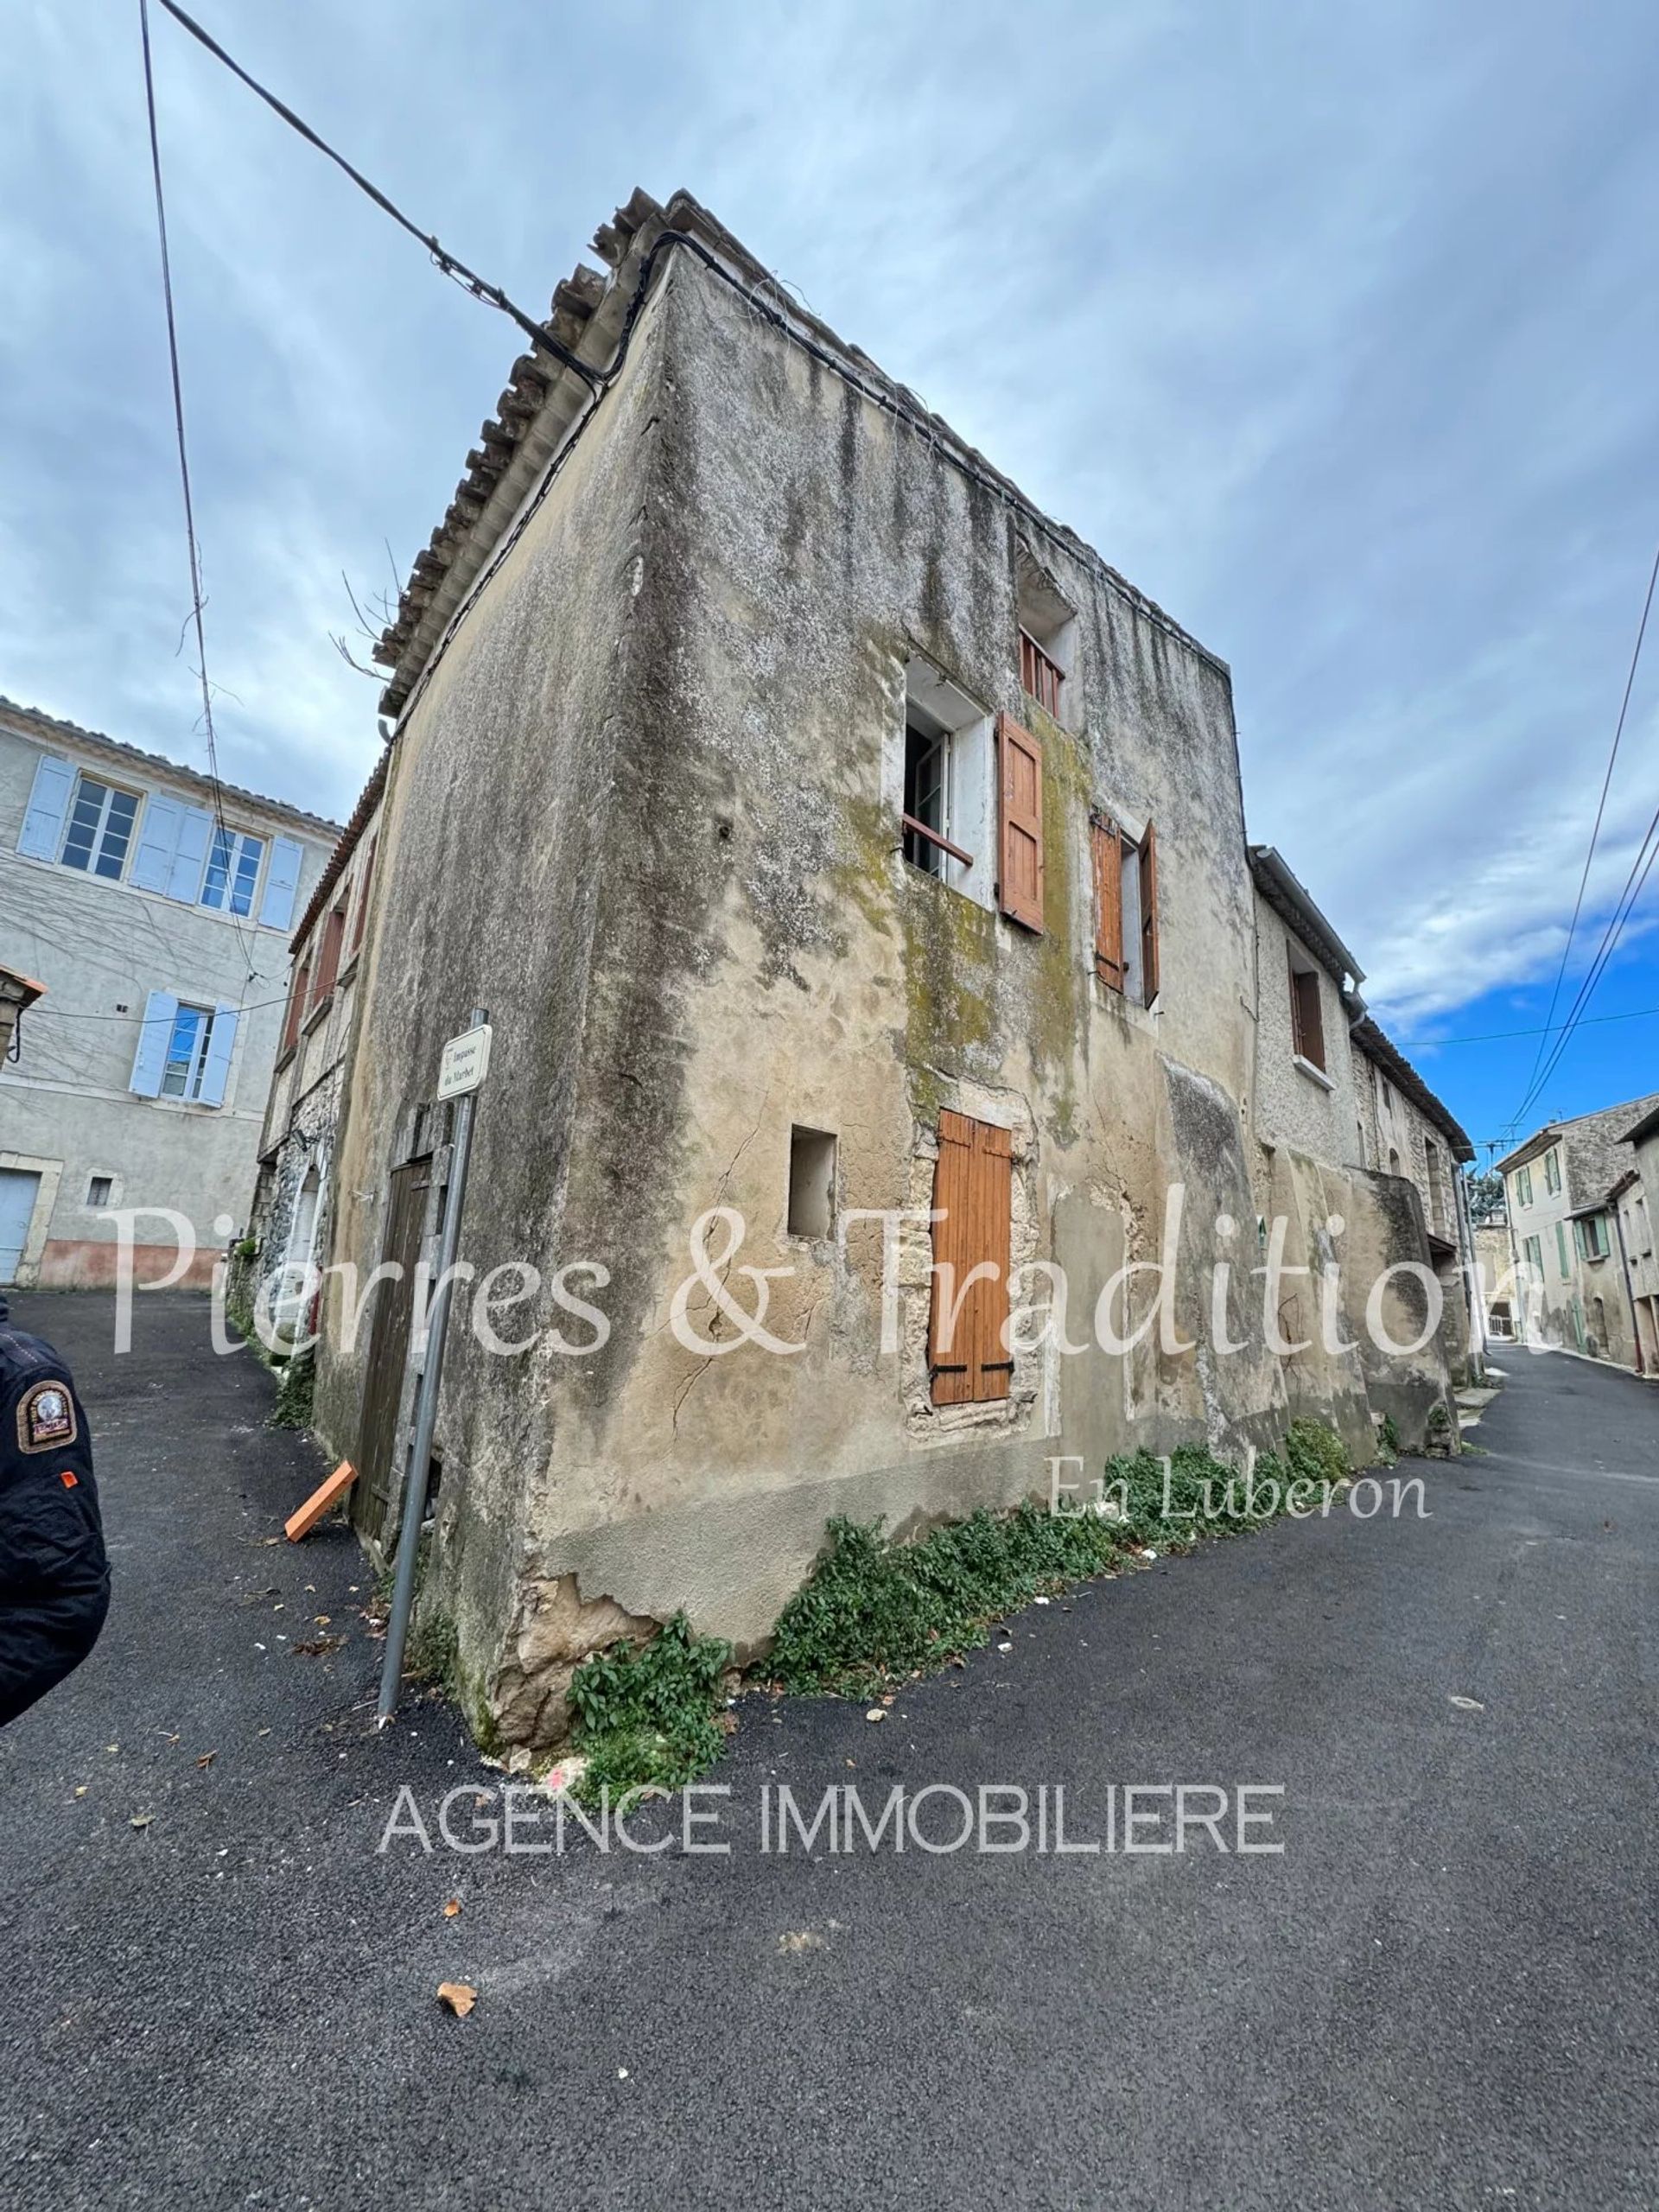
left=929, top=1110, right=1014, bottom=1405
left=167, top=805, right=213, bottom=903
left=1138, top=820, right=1160, bottom=1004
left=996, top=713, right=1045, bottom=932
left=1287, top=949, right=1304, bottom=1058
left=196, top=1004, right=239, bottom=1109
left=130, top=794, right=185, bottom=893
left=1090, top=814, right=1124, bottom=989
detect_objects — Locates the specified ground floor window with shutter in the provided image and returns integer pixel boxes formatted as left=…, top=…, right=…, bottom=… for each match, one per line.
left=1090, top=810, right=1159, bottom=1005
left=929, top=1109, right=1014, bottom=1405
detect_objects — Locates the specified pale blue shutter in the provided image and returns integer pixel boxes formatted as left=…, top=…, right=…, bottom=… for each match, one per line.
left=168, top=806, right=213, bottom=901
left=130, top=793, right=184, bottom=893
left=130, top=991, right=177, bottom=1096
left=196, top=1002, right=239, bottom=1108
left=17, top=754, right=74, bottom=859
left=259, top=836, right=304, bottom=930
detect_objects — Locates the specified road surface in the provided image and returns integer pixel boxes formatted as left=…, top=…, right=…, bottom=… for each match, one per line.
left=3, top=1294, right=1655, bottom=2208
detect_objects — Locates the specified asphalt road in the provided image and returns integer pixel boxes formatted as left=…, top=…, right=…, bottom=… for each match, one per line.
left=3, top=1293, right=1656, bottom=2209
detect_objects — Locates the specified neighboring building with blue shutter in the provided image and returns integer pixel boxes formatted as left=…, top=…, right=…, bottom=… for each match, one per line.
left=0, top=697, right=338, bottom=1287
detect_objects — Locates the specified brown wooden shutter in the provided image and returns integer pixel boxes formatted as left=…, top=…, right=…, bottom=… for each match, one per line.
left=929, top=1109, right=1013, bottom=1405
left=1301, top=969, right=1325, bottom=1069
left=1287, top=949, right=1304, bottom=1059
left=1138, top=820, right=1160, bottom=1005
left=996, top=713, right=1045, bottom=932
left=1090, top=814, right=1124, bottom=989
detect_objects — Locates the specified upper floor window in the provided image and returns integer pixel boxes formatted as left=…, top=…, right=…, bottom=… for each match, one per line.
left=1014, top=544, right=1077, bottom=729
left=898, top=657, right=995, bottom=912
left=1574, top=1212, right=1610, bottom=1261
left=61, top=776, right=139, bottom=880
left=200, top=825, right=265, bottom=917
left=1515, top=1163, right=1534, bottom=1208
left=1287, top=949, right=1326, bottom=1073
left=129, top=988, right=238, bottom=1109
left=1091, top=810, right=1159, bottom=1006
left=1543, top=1147, right=1562, bottom=1196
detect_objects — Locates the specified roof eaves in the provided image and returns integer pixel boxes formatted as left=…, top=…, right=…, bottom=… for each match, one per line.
left=0, top=696, right=342, bottom=838
left=1350, top=1015, right=1475, bottom=1160
left=1248, top=845, right=1365, bottom=990
left=373, top=187, right=1231, bottom=722
left=289, top=744, right=391, bottom=955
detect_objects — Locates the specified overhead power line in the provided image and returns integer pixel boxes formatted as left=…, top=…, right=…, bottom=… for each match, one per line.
left=1513, top=535, right=1659, bottom=1121
left=138, top=0, right=257, bottom=976
left=1398, top=1001, right=1659, bottom=1048
left=150, top=0, right=601, bottom=389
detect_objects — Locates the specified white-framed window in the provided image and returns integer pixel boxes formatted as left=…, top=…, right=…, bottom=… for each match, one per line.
left=160, top=1003, right=219, bottom=1099
left=60, top=775, right=140, bottom=880
left=200, top=825, right=265, bottom=916
left=898, top=656, right=995, bottom=911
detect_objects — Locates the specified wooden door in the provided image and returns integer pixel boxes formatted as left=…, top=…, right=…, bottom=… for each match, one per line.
left=356, top=1155, right=431, bottom=1537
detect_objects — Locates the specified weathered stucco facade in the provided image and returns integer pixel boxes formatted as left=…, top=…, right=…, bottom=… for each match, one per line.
left=0, top=699, right=336, bottom=1288
left=316, top=190, right=1466, bottom=1745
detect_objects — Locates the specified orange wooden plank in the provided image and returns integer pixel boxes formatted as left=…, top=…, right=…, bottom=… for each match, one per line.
left=284, top=1459, right=357, bottom=1541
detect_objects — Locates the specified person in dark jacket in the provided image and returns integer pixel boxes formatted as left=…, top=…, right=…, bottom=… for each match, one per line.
left=0, top=1294, right=109, bottom=1728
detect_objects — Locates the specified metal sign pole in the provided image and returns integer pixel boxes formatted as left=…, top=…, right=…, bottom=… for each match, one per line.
left=377, top=1006, right=488, bottom=1726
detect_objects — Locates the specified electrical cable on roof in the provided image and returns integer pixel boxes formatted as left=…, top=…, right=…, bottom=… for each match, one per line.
left=150, top=0, right=601, bottom=390
left=138, top=0, right=257, bottom=976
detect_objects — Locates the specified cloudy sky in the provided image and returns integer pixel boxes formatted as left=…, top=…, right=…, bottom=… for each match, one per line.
left=5, top=0, right=1657, bottom=1154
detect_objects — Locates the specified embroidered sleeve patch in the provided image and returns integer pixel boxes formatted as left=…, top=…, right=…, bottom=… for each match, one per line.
left=17, top=1380, right=77, bottom=1453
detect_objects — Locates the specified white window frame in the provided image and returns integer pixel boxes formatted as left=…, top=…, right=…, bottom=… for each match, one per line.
left=160, top=1002, right=219, bottom=1101
left=60, top=773, right=141, bottom=881
left=200, top=824, right=266, bottom=917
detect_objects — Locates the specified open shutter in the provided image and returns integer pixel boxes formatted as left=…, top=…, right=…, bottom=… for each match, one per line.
left=996, top=713, right=1045, bottom=932
left=130, top=794, right=185, bottom=893
left=196, top=1003, right=239, bottom=1108
left=1091, top=814, right=1124, bottom=989
left=1138, top=820, right=1160, bottom=1005
left=167, top=805, right=213, bottom=902
left=928, top=1110, right=1013, bottom=1405
left=260, top=836, right=303, bottom=930
left=17, top=755, right=74, bottom=860
left=130, top=990, right=177, bottom=1097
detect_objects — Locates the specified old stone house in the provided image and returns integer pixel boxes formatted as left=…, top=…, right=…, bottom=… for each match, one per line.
left=312, top=188, right=1470, bottom=1746
left=244, top=749, right=386, bottom=1342
left=1350, top=1014, right=1479, bottom=1375
left=1497, top=1094, right=1659, bottom=1367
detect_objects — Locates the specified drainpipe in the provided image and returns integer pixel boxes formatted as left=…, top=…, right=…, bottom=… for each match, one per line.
left=1611, top=1200, right=1644, bottom=1376
left=1455, top=1171, right=1485, bottom=1382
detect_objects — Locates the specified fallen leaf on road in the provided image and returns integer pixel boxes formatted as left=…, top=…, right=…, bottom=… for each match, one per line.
left=864, top=1708, right=887, bottom=1723
left=291, top=1637, right=346, bottom=1657
left=315, top=1615, right=331, bottom=1627
left=778, top=1930, right=825, bottom=1953
left=196, top=1751, right=217, bottom=1770
left=442, top=1898, right=461, bottom=1919
left=130, top=1813, right=153, bottom=1830
left=1448, top=1694, right=1484, bottom=1712
left=73, top=1785, right=88, bottom=1798
left=996, top=1642, right=1014, bottom=1654
left=436, top=1982, right=476, bottom=2018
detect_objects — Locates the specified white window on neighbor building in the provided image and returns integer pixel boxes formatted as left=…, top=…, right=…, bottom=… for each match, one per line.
left=898, top=657, right=995, bottom=912
left=60, top=775, right=140, bottom=880
left=129, top=990, right=239, bottom=1108
left=200, top=824, right=265, bottom=917
left=161, top=1004, right=218, bottom=1099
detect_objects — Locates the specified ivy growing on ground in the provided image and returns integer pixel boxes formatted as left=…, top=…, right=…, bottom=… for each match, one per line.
left=766, top=1421, right=1357, bottom=1700
left=543, top=1418, right=1374, bottom=1796
left=568, top=1612, right=734, bottom=1804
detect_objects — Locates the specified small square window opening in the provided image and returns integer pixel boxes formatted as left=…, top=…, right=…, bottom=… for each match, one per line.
left=86, top=1175, right=113, bottom=1208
